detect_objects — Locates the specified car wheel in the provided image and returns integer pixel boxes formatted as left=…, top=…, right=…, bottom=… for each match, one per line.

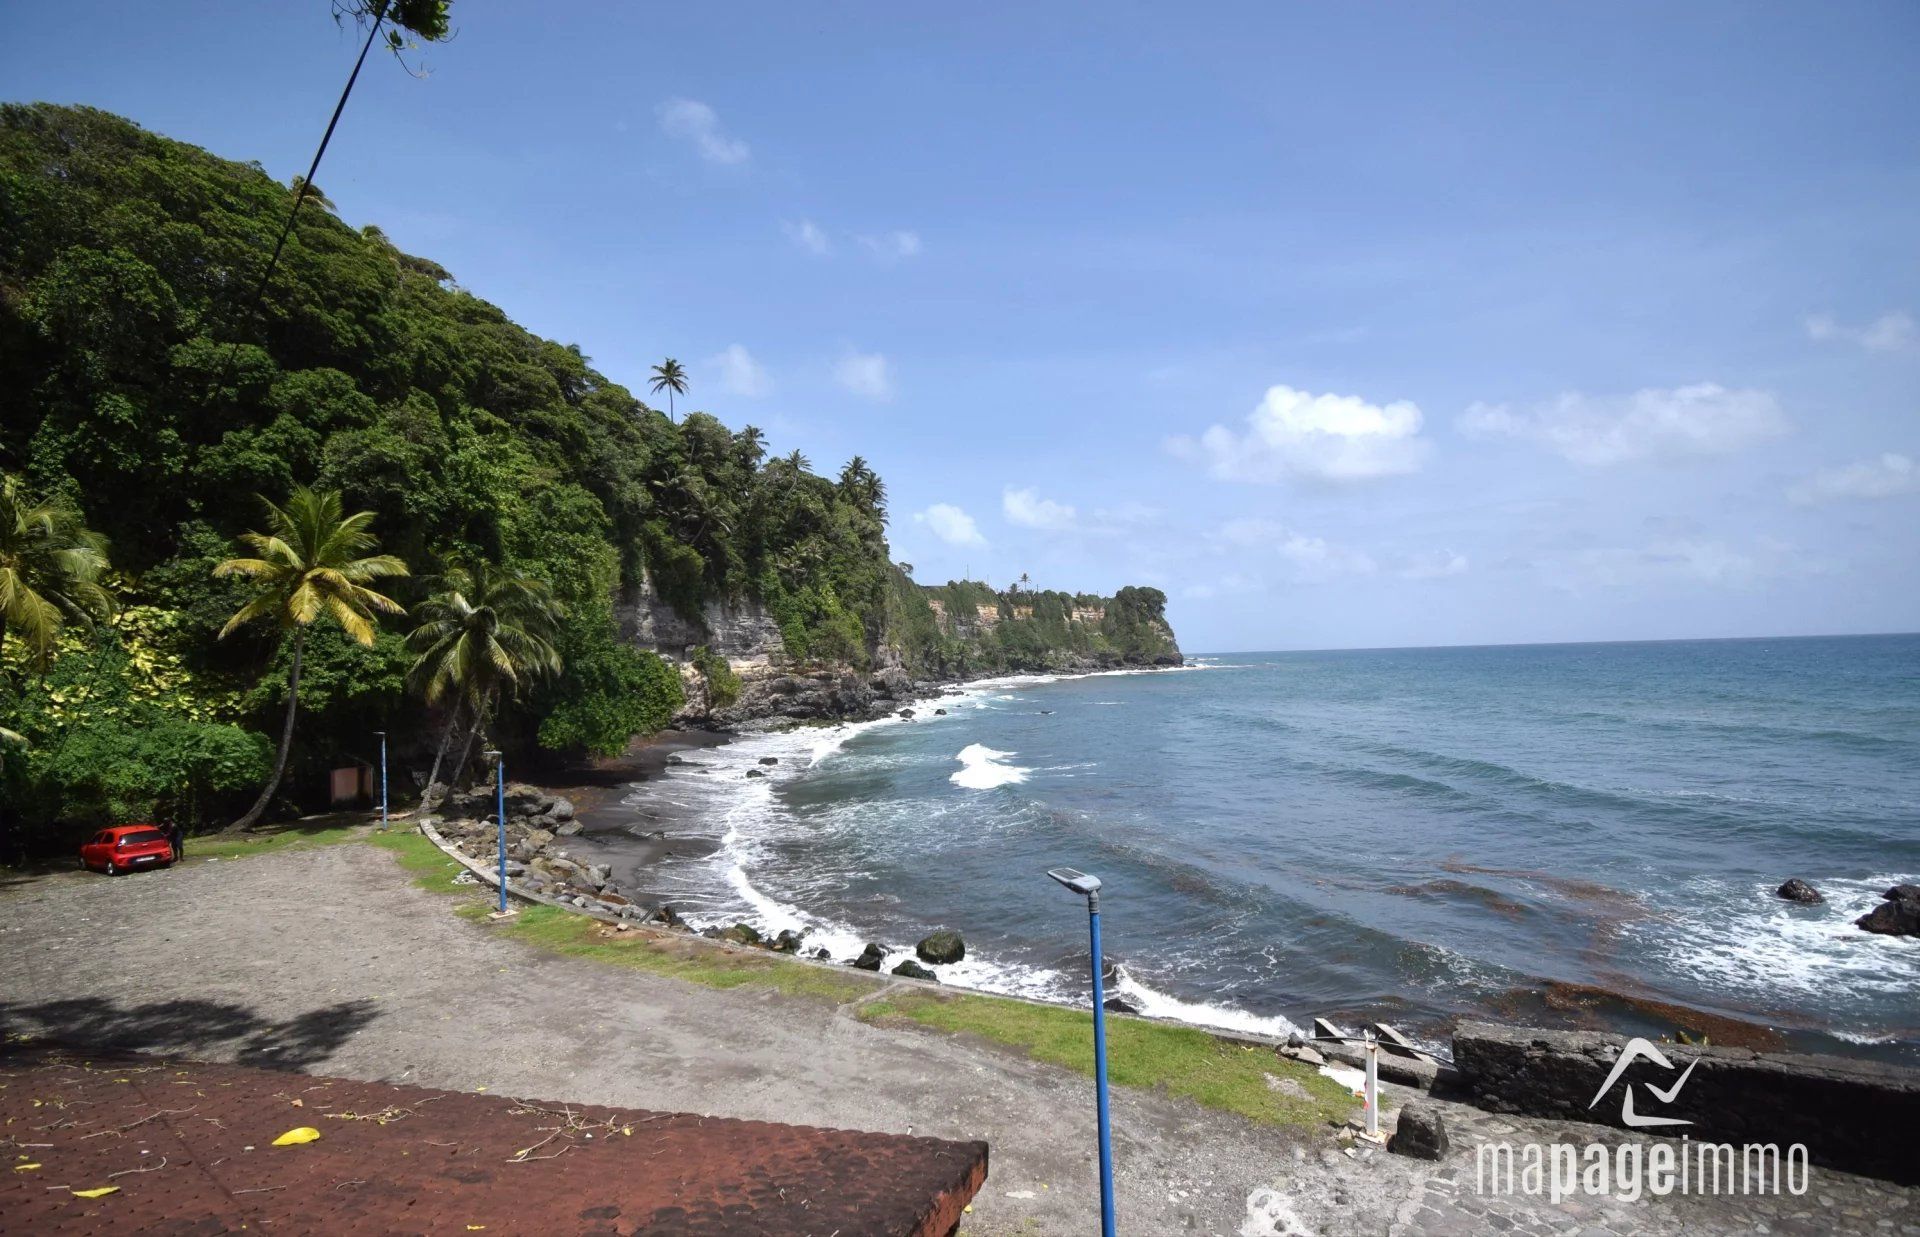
left=105, top=860, right=117, bottom=876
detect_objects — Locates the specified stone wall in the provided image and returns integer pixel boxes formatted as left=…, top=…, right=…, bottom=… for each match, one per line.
left=1452, top=1021, right=1920, bottom=1184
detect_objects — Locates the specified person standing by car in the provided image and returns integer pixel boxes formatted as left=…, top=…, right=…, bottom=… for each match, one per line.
left=164, top=818, right=185, bottom=862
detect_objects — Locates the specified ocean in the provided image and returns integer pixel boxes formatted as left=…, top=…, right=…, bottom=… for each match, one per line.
left=594, top=634, right=1920, bottom=1062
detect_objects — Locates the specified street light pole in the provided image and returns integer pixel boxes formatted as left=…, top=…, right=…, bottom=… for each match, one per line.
left=485, top=748, right=509, bottom=916
left=373, top=730, right=387, bottom=832
left=1048, top=866, right=1117, bottom=1237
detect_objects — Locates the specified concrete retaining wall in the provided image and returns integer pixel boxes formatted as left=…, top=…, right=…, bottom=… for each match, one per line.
left=1453, top=1021, right=1920, bottom=1184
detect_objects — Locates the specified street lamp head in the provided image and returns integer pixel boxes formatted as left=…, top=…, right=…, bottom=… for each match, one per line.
left=373, top=729, right=385, bottom=738
left=1047, top=867, right=1102, bottom=897
left=483, top=748, right=503, bottom=762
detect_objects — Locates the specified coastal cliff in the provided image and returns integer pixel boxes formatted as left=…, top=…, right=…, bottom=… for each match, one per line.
left=618, top=567, right=1182, bottom=727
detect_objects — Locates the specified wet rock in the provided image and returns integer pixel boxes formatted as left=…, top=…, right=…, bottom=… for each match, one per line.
left=1777, top=878, right=1823, bottom=904
left=771, top=929, right=804, bottom=953
left=1857, top=885, right=1920, bottom=937
left=892, top=959, right=939, bottom=982
left=1389, top=1103, right=1451, bottom=1160
left=916, top=930, right=966, bottom=965
left=745, top=768, right=767, bottom=779
left=701, top=926, right=725, bottom=939
left=555, top=820, right=584, bottom=837
left=934, top=708, right=947, bottom=716
left=722, top=923, right=762, bottom=946
left=897, top=709, right=915, bottom=720
left=1103, top=996, right=1141, bottom=1014
left=648, top=904, right=684, bottom=928
left=758, top=756, right=779, bottom=766
left=810, top=947, right=832, bottom=960
left=852, top=942, right=887, bottom=972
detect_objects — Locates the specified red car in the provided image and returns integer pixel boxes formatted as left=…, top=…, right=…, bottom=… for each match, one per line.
left=79, top=825, right=176, bottom=875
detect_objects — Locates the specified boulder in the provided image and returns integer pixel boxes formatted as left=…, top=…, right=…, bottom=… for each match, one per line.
left=555, top=820, right=584, bottom=837
left=722, top=923, right=763, bottom=946
left=1103, top=996, right=1141, bottom=1015
left=852, top=942, right=887, bottom=972
left=916, top=930, right=966, bottom=965
left=549, top=796, right=575, bottom=821
left=934, top=708, right=947, bottom=716
left=810, top=947, right=832, bottom=960
left=759, top=756, right=780, bottom=766
left=525, top=828, right=554, bottom=850
left=1857, top=885, right=1920, bottom=937
left=1777, top=878, right=1823, bottom=904
left=1389, top=1103, right=1450, bottom=1160
left=421, top=781, right=450, bottom=811
left=745, top=768, right=767, bottom=779
left=504, top=783, right=555, bottom=816
left=892, top=959, right=939, bottom=982
left=701, top=926, right=725, bottom=940
left=771, top=929, right=804, bottom=954
left=897, top=709, right=915, bottom=720
left=648, top=905, right=684, bottom=928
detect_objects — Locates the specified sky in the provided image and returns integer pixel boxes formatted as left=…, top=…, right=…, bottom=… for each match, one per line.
left=5, top=2, right=1917, bottom=652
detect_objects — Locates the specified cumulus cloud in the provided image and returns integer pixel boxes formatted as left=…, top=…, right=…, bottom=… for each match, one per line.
left=1166, top=385, right=1429, bottom=483
left=1457, top=383, right=1787, bottom=465
left=657, top=98, right=750, bottom=165
left=915, top=503, right=985, bottom=546
left=834, top=350, right=894, bottom=402
left=1398, top=550, right=1469, bottom=580
left=857, top=230, right=923, bottom=260
left=1216, top=518, right=1376, bottom=580
left=1003, top=487, right=1076, bottom=530
left=783, top=219, right=830, bottom=255
left=1787, top=453, right=1917, bottom=506
left=707, top=344, right=770, bottom=398
left=1806, top=311, right=1917, bottom=354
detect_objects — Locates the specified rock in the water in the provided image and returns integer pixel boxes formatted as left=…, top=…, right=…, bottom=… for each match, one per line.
left=759, top=756, right=779, bottom=766
left=1389, top=1103, right=1451, bottom=1160
left=933, top=708, right=947, bottom=715
left=1857, top=885, right=1920, bottom=937
left=897, top=709, right=915, bottom=719
left=745, top=768, right=767, bottom=779
left=1103, top=996, right=1141, bottom=1015
left=648, top=904, right=684, bottom=928
left=916, top=930, right=966, bottom=965
left=771, top=929, right=804, bottom=953
left=810, top=947, right=832, bottom=959
left=722, top=922, right=762, bottom=946
left=1777, top=878, right=1823, bottom=904
left=852, top=942, right=887, bottom=972
left=892, top=959, right=939, bottom=982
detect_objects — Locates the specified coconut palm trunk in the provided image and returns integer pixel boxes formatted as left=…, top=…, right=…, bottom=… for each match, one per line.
left=422, top=696, right=464, bottom=800
left=232, top=629, right=304, bottom=832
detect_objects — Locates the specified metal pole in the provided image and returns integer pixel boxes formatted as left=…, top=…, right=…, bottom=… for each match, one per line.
left=1363, top=1029, right=1380, bottom=1140
left=377, top=731, right=388, bottom=832
left=494, top=755, right=508, bottom=914
left=1087, top=892, right=1117, bottom=1237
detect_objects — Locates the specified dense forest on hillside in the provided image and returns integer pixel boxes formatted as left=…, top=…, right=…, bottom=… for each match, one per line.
left=0, top=104, right=1173, bottom=850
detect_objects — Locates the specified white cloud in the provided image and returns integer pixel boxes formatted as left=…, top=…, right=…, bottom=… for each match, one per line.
left=1457, top=383, right=1787, bottom=466
left=1216, top=518, right=1376, bottom=581
left=915, top=503, right=985, bottom=546
left=783, top=219, right=830, bottom=256
left=857, top=230, right=923, bottom=260
left=1003, top=487, right=1077, bottom=530
left=1564, top=537, right=1824, bottom=590
left=1806, top=310, right=1917, bottom=354
left=656, top=98, right=750, bottom=166
left=1399, top=549, right=1469, bottom=580
left=707, top=344, right=770, bottom=398
left=1166, top=385, right=1429, bottom=483
left=1787, top=453, right=1917, bottom=506
left=835, top=350, right=894, bottom=402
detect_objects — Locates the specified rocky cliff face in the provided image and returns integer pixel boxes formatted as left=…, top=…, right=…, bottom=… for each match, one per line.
left=618, top=573, right=1181, bottom=729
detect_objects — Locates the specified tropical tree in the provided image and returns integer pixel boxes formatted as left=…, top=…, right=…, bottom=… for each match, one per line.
left=215, top=487, right=407, bottom=830
left=406, top=559, right=565, bottom=791
left=649, top=358, right=689, bottom=421
left=0, top=472, right=115, bottom=672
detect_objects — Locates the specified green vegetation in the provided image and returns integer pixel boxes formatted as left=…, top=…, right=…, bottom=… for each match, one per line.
left=367, top=826, right=473, bottom=895
left=188, top=818, right=365, bottom=862
left=861, top=989, right=1355, bottom=1128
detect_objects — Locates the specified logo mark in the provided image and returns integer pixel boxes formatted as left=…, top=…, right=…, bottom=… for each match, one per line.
left=1588, top=1037, right=1699, bottom=1128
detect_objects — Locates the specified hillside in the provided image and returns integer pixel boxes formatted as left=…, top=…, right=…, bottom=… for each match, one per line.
left=0, top=103, right=1176, bottom=840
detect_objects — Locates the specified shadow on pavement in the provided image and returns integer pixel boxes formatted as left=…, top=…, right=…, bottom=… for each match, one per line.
left=0, top=996, right=380, bottom=1071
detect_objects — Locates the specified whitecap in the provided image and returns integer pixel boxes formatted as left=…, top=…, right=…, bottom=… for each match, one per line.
left=1110, top=964, right=1304, bottom=1039
left=950, top=743, right=1030, bottom=790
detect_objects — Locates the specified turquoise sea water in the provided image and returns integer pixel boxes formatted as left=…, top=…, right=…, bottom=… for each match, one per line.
left=609, top=634, right=1920, bottom=1061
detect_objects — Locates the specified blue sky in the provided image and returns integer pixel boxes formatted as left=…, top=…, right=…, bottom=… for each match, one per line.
left=6, top=2, right=1917, bottom=652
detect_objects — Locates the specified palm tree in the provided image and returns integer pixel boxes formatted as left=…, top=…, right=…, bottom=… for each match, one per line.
left=215, top=486, right=407, bottom=831
left=0, top=472, right=115, bottom=673
left=649, top=358, right=689, bottom=421
left=407, top=560, right=565, bottom=792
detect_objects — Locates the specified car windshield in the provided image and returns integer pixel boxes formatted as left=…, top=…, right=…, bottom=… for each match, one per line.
left=119, top=829, right=167, bottom=846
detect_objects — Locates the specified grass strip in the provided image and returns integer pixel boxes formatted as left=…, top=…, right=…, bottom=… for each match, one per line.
left=189, top=823, right=364, bottom=863
left=860, top=988, right=1356, bottom=1128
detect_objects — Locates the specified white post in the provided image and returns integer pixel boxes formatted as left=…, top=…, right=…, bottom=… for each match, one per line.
left=1363, top=1029, right=1381, bottom=1140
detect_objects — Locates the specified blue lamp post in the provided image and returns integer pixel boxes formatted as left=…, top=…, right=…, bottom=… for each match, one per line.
left=485, top=747, right=508, bottom=915
left=1048, top=866, right=1116, bottom=1237
left=373, top=730, right=387, bottom=832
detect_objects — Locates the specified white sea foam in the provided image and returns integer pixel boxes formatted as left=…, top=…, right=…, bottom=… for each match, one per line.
left=1111, top=965, right=1304, bottom=1039
left=950, top=743, right=1030, bottom=789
